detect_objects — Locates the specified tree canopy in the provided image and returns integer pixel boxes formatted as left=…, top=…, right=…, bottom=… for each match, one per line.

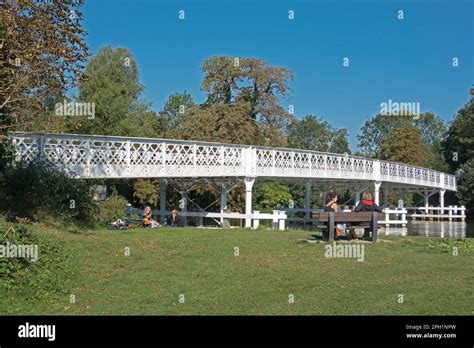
left=357, top=112, right=447, bottom=170
left=288, top=115, right=350, bottom=154
left=379, top=124, right=429, bottom=167
left=442, top=99, right=474, bottom=172
left=76, top=46, right=158, bottom=137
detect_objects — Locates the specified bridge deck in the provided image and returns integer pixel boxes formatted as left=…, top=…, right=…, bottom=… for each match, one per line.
left=12, top=133, right=456, bottom=191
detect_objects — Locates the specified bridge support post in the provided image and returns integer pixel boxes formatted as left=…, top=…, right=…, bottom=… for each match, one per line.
left=180, top=191, right=188, bottom=227
left=159, top=179, right=167, bottom=224
left=424, top=190, right=429, bottom=215
left=355, top=191, right=361, bottom=206
left=374, top=181, right=382, bottom=205
left=220, top=185, right=228, bottom=226
left=244, top=177, right=255, bottom=228
left=305, top=181, right=312, bottom=221
left=383, top=188, right=389, bottom=207
left=439, top=189, right=446, bottom=216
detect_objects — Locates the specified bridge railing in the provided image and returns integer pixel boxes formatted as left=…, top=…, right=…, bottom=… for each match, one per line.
left=11, top=133, right=456, bottom=190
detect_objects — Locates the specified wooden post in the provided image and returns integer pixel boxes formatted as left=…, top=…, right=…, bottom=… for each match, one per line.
left=371, top=212, right=378, bottom=242
left=328, top=212, right=335, bottom=241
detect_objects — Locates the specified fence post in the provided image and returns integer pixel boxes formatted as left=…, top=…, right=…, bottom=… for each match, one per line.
left=272, top=210, right=279, bottom=229
left=253, top=211, right=260, bottom=229
left=279, top=211, right=286, bottom=230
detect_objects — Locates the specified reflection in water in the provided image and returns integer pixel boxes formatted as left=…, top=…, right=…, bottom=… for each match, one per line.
left=381, top=221, right=473, bottom=238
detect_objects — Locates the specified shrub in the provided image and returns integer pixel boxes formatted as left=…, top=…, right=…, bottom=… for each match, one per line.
left=96, top=194, right=128, bottom=222
left=0, top=160, right=96, bottom=224
left=0, top=222, right=69, bottom=299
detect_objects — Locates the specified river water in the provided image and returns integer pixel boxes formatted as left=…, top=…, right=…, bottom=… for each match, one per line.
left=380, top=220, right=473, bottom=238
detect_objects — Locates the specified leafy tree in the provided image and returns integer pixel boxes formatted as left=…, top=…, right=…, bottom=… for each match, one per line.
left=456, top=159, right=474, bottom=218
left=133, top=179, right=159, bottom=207
left=0, top=0, right=89, bottom=135
left=97, top=195, right=129, bottom=222
left=287, top=115, right=350, bottom=153
left=180, top=102, right=257, bottom=144
left=76, top=46, right=158, bottom=137
left=357, top=113, right=447, bottom=169
left=442, top=99, right=474, bottom=172
left=159, top=91, right=195, bottom=138
left=255, top=182, right=292, bottom=212
left=379, top=124, right=429, bottom=166
left=0, top=0, right=89, bottom=173
left=200, top=56, right=294, bottom=146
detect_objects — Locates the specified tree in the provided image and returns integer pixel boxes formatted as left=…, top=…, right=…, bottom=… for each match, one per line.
left=287, top=115, right=350, bottom=154
left=0, top=0, right=89, bottom=170
left=456, top=159, right=474, bottom=218
left=255, top=182, right=292, bottom=212
left=357, top=112, right=447, bottom=170
left=442, top=99, right=474, bottom=172
left=159, top=91, right=195, bottom=138
left=76, top=46, right=158, bottom=137
left=379, top=124, right=429, bottom=166
left=180, top=102, right=257, bottom=144
left=200, top=56, right=294, bottom=146
left=133, top=179, right=159, bottom=207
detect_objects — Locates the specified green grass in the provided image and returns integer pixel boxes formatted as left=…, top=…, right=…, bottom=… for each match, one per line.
left=1, top=223, right=473, bottom=315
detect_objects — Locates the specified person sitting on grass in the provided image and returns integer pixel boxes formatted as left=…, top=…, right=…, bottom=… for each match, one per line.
left=166, top=209, right=179, bottom=227
left=143, top=207, right=152, bottom=227
left=143, top=207, right=160, bottom=228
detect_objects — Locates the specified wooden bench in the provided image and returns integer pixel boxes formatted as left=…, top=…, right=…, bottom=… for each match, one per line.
left=313, top=212, right=383, bottom=242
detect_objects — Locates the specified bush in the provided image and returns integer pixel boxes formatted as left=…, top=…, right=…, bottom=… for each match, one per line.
left=0, top=160, right=96, bottom=224
left=0, top=222, right=69, bottom=299
left=96, top=194, right=128, bottom=222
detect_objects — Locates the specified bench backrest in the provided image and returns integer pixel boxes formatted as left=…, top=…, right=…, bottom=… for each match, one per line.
left=316, top=212, right=383, bottom=222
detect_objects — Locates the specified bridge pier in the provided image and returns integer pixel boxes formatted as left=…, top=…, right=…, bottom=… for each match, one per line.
left=159, top=179, right=167, bottom=224
left=374, top=181, right=382, bottom=205
left=355, top=191, right=361, bottom=206
left=305, top=181, right=312, bottom=220
left=439, top=189, right=446, bottom=215
left=220, top=185, right=228, bottom=226
left=244, top=177, right=255, bottom=228
left=180, top=191, right=188, bottom=227
left=383, top=188, right=389, bottom=207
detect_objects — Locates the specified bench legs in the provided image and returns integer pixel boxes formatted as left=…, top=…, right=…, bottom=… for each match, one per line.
left=323, top=212, right=378, bottom=242
left=371, top=212, right=378, bottom=242
left=328, top=212, right=335, bottom=242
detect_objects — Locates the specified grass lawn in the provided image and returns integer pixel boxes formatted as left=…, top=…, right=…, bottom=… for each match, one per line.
left=1, top=224, right=473, bottom=315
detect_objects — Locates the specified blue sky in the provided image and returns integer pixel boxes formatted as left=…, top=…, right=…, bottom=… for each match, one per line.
left=82, top=0, right=473, bottom=149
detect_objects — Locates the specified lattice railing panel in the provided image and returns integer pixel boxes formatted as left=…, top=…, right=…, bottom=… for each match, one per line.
left=11, top=133, right=456, bottom=190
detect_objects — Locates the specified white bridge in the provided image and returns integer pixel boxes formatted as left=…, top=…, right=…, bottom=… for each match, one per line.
left=12, top=133, right=460, bottom=228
